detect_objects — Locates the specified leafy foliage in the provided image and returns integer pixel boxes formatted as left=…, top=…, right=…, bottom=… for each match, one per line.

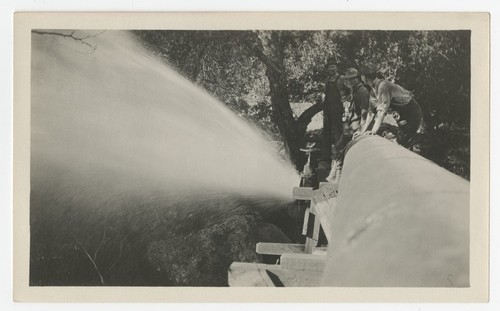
left=132, top=30, right=470, bottom=178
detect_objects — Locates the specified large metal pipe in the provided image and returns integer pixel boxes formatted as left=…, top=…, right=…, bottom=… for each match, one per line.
left=321, top=136, right=469, bottom=287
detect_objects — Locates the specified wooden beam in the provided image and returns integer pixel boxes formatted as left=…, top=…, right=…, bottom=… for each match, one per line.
left=255, top=242, right=327, bottom=256
left=302, top=207, right=311, bottom=235
left=305, top=210, right=317, bottom=239
left=313, top=197, right=336, bottom=242
left=293, top=187, right=314, bottom=200
left=314, top=183, right=339, bottom=203
left=280, top=253, right=326, bottom=272
left=319, top=182, right=339, bottom=190
left=304, top=237, right=316, bottom=254
left=228, top=262, right=277, bottom=287
left=312, top=247, right=328, bottom=255
left=312, top=211, right=321, bottom=241
left=304, top=204, right=321, bottom=254
left=228, top=262, right=323, bottom=287
left=256, top=243, right=305, bottom=255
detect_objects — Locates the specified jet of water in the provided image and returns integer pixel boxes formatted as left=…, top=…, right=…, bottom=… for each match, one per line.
left=31, top=30, right=299, bottom=204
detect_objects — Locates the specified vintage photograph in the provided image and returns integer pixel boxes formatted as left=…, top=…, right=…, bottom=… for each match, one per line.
left=29, top=27, right=471, bottom=287
left=13, top=12, right=489, bottom=302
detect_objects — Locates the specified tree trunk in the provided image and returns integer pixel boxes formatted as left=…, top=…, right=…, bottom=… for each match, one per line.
left=247, top=31, right=313, bottom=171
left=265, top=67, right=306, bottom=171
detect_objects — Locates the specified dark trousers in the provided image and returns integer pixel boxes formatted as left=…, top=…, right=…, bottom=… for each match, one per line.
left=322, top=103, right=343, bottom=161
left=393, top=98, right=423, bottom=149
left=333, top=132, right=353, bottom=162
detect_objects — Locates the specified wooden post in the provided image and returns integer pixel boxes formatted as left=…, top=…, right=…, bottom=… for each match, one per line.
left=256, top=243, right=305, bottom=255
left=304, top=202, right=321, bottom=254
left=294, top=182, right=337, bottom=253
left=293, top=187, right=314, bottom=200
left=280, top=253, right=326, bottom=272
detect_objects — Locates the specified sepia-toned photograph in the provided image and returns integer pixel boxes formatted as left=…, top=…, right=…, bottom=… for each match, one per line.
left=13, top=12, right=490, bottom=302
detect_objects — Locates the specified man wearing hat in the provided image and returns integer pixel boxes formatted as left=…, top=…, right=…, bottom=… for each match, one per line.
left=343, top=67, right=370, bottom=131
left=326, top=67, right=370, bottom=182
left=322, top=57, right=349, bottom=161
left=357, top=63, right=422, bottom=149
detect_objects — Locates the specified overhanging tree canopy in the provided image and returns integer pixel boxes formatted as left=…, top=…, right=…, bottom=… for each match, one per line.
left=133, top=30, right=470, bottom=178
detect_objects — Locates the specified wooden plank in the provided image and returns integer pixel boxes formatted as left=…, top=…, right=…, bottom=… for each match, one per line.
left=228, top=262, right=277, bottom=287
left=304, top=238, right=318, bottom=254
left=293, top=186, right=314, bottom=200
left=314, top=184, right=339, bottom=203
left=302, top=207, right=311, bottom=235
left=305, top=238, right=315, bottom=254
left=304, top=201, right=321, bottom=254
left=305, top=212, right=316, bottom=239
left=312, top=247, right=328, bottom=255
left=319, top=182, right=339, bottom=191
left=313, top=198, right=336, bottom=242
left=307, top=202, right=321, bottom=240
left=228, top=261, right=325, bottom=287
left=265, top=265, right=323, bottom=287
left=268, top=268, right=323, bottom=287
left=280, top=253, right=326, bottom=272
left=312, top=206, right=322, bottom=241
left=256, top=243, right=305, bottom=255
left=255, top=242, right=326, bottom=256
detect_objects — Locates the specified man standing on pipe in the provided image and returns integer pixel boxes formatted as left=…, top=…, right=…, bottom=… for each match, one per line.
left=343, top=67, right=370, bottom=134
left=326, top=67, right=370, bottom=182
left=322, top=57, right=349, bottom=162
left=356, top=63, right=423, bottom=149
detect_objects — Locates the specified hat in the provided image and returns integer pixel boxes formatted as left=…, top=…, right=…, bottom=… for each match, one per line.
left=359, top=63, right=378, bottom=75
left=326, top=56, right=338, bottom=66
left=344, top=68, right=359, bottom=79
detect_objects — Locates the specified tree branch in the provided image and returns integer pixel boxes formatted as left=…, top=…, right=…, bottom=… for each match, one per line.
left=297, top=101, right=325, bottom=126
left=32, top=30, right=106, bottom=53
left=243, top=32, right=282, bottom=74
left=250, top=45, right=279, bottom=73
